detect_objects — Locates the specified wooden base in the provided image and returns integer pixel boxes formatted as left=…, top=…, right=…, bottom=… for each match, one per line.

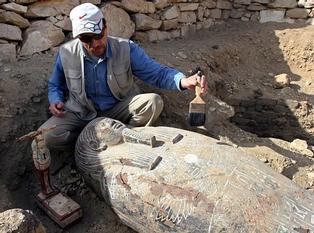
left=36, top=191, right=82, bottom=228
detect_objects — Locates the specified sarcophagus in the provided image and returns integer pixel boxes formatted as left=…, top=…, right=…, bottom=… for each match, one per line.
left=75, top=117, right=314, bottom=233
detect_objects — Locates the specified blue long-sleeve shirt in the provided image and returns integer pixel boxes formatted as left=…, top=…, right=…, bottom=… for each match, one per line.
left=48, top=40, right=185, bottom=111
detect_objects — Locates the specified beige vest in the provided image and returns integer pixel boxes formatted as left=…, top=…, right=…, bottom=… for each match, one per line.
left=59, top=37, right=136, bottom=120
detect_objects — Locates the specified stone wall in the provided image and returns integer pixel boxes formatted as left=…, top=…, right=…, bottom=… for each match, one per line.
left=0, top=0, right=313, bottom=61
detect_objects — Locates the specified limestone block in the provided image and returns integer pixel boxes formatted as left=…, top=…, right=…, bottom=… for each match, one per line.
left=1, top=3, right=27, bottom=14
left=0, top=11, right=30, bottom=28
left=234, top=0, right=251, bottom=5
left=102, top=4, right=135, bottom=39
left=230, top=8, right=245, bottom=18
left=133, top=13, right=162, bottom=31
left=310, top=9, right=314, bottom=17
left=121, top=0, right=155, bottom=14
left=168, top=0, right=187, bottom=2
left=250, top=12, right=260, bottom=21
left=0, top=43, right=16, bottom=62
left=178, top=11, right=196, bottom=23
left=274, top=73, right=291, bottom=88
left=290, top=139, right=314, bottom=157
left=0, top=23, right=22, bottom=41
left=153, top=0, right=169, bottom=10
left=217, top=0, right=232, bottom=9
left=162, top=5, right=180, bottom=20
left=55, top=16, right=72, bottom=31
left=201, top=0, right=216, bottom=9
left=202, top=18, right=214, bottom=28
left=20, top=20, right=65, bottom=56
left=25, top=0, right=80, bottom=18
left=12, top=0, right=37, bottom=4
left=211, top=8, right=222, bottom=18
left=247, top=3, right=267, bottom=11
left=286, top=8, right=309, bottom=18
left=259, top=10, right=285, bottom=23
left=178, top=3, right=199, bottom=11
left=268, top=0, right=297, bottom=9
left=161, top=18, right=178, bottom=30
left=252, top=0, right=269, bottom=3
left=197, top=6, right=205, bottom=21
left=222, top=9, right=231, bottom=19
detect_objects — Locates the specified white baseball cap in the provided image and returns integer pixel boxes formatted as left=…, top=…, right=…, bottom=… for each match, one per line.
left=70, top=3, right=104, bottom=38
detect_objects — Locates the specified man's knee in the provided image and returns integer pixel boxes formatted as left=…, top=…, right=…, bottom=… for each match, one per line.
left=44, top=129, right=76, bottom=151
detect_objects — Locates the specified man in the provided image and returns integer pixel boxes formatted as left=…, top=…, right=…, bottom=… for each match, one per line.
left=39, top=3, right=207, bottom=152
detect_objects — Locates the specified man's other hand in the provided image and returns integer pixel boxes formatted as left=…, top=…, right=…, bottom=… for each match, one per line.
left=180, top=73, right=208, bottom=96
left=49, top=102, right=65, bottom=117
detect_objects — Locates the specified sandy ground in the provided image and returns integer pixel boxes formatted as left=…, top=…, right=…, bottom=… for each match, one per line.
left=0, top=20, right=313, bottom=232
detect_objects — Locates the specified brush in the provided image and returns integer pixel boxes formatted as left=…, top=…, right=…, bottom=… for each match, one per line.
left=188, top=70, right=206, bottom=126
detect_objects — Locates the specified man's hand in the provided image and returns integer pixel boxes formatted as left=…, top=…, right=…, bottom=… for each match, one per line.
left=49, top=102, right=65, bottom=117
left=180, top=72, right=208, bottom=96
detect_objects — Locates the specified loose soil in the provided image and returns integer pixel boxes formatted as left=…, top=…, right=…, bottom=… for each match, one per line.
left=0, top=20, right=313, bottom=232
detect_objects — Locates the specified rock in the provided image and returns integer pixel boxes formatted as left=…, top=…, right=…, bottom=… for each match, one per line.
left=268, top=0, right=297, bottom=8
left=161, top=18, right=178, bottom=31
left=211, top=8, right=222, bottom=18
left=54, top=16, right=71, bottom=31
left=217, top=0, right=233, bottom=9
left=230, top=8, right=245, bottom=18
left=247, top=3, right=267, bottom=11
left=290, top=139, right=314, bottom=158
left=0, top=209, right=46, bottom=233
left=162, top=5, right=180, bottom=20
left=25, top=0, right=80, bottom=18
left=178, top=3, right=199, bottom=11
left=178, top=11, right=197, bottom=23
left=177, top=51, right=187, bottom=59
left=20, top=20, right=65, bottom=56
left=120, top=0, right=155, bottom=14
left=201, top=0, right=216, bottom=8
left=0, top=23, right=22, bottom=41
left=133, top=13, right=162, bottom=31
left=13, top=0, right=37, bottom=4
left=308, top=172, right=314, bottom=180
left=1, top=3, right=27, bottom=14
left=234, top=0, right=251, bottom=5
left=153, top=0, right=169, bottom=10
left=0, top=11, right=30, bottom=28
left=101, top=4, right=135, bottom=39
left=259, top=10, right=285, bottom=23
left=80, top=0, right=101, bottom=4
left=274, top=73, right=291, bottom=89
left=286, top=8, right=309, bottom=19
left=252, top=0, right=269, bottom=3
left=0, top=43, right=16, bottom=62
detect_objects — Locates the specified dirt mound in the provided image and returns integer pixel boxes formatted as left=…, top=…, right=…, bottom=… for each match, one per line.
left=0, top=21, right=313, bottom=232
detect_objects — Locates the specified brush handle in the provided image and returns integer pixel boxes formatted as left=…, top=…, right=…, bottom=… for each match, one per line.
left=195, top=70, right=202, bottom=97
left=195, top=84, right=202, bottom=97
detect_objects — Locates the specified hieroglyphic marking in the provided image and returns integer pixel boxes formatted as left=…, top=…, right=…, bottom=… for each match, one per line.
left=276, top=225, right=289, bottom=233
left=207, top=168, right=237, bottom=233
left=150, top=196, right=195, bottom=226
left=283, top=196, right=314, bottom=229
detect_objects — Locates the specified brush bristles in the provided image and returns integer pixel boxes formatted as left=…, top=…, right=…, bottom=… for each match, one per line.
left=188, top=112, right=205, bottom=126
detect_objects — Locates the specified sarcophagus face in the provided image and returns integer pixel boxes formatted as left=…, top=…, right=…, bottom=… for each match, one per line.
left=75, top=117, right=314, bottom=233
